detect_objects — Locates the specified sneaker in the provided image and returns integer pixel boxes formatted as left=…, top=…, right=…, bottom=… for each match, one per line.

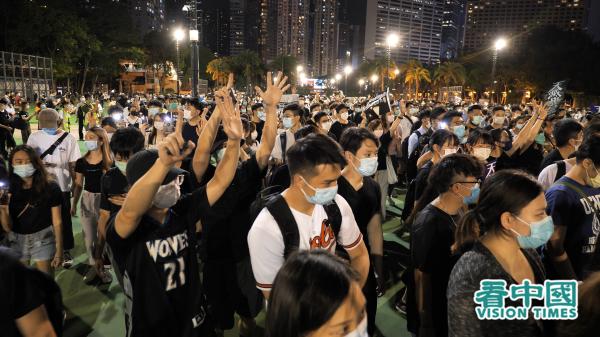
left=84, top=266, right=99, bottom=285
left=62, top=251, right=74, bottom=269
left=98, top=270, right=113, bottom=285
left=394, top=288, right=408, bottom=315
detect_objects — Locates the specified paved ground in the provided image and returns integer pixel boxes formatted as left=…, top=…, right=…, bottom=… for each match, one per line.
left=16, top=122, right=412, bottom=337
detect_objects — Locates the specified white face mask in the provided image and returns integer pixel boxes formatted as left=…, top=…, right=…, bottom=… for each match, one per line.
left=373, top=129, right=384, bottom=138
left=322, top=121, right=333, bottom=131
left=493, top=116, right=505, bottom=125
left=152, top=181, right=181, bottom=209
left=183, top=109, right=192, bottom=119
left=251, top=130, right=258, bottom=140
left=473, top=147, right=492, bottom=161
left=154, top=121, right=164, bottom=130
left=340, top=112, right=349, bottom=120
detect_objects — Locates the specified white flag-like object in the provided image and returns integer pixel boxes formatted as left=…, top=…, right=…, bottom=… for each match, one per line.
left=545, top=80, right=567, bottom=117
left=365, top=88, right=391, bottom=113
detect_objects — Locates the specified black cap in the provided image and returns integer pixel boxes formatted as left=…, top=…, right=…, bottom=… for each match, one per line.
left=126, top=149, right=187, bottom=186
left=210, top=127, right=228, bottom=154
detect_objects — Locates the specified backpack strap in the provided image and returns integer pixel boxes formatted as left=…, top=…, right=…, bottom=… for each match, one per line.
left=555, top=180, right=590, bottom=202
left=266, top=195, right=299, bottom=259
left=554, top=161, right=566, bottom=182
left=323, top=201, right=342, bottom=238
left=280, top=132, right=287, bottom=163
left=40, top=132, right=69, bottom=160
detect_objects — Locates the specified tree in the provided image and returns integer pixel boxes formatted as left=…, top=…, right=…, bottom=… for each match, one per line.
left=433, top=62, right=466, bottom=100
left=399, top=60, right=431, bottom=98
left=207, top=57, right=232, bottom=86
left=230, top=50, right=264, bottom=92
left=268, top=55, right=298, bottom=83
left=358, top=58, right=396, bottom=92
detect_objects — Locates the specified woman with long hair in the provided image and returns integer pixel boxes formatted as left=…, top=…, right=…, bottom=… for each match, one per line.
left=448, top=170, right=552, bottom=337
left=0, top=145, right=63, bottom=273
left=266, top=250, right=367, bottom=337
left=148, top=112, right=168, bottom=148
left=71, top=126, right=113, bottom=283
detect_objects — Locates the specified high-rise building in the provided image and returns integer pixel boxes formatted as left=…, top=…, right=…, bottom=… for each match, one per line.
left=311, top=0, right=338, bottom=76
left=229, top=0, right=245, bottom=55
left=198, top=0, right=230, bottom=56
left=127, top=0, right=166, bottom=36
left=441, top=0, right=467, bottom=59
left=276, top=0, right=311, bottom=69
left=464, top=0, right=588, bottom=52
left=364, top=0, right=444, bottom=65
left=337, top=0, right=367, bottom=71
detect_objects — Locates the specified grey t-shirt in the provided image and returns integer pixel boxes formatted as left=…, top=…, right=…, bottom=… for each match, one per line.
left=447, top=241, right=546, bottom=337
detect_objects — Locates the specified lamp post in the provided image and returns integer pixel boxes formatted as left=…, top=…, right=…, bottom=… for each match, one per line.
left=343, top=65, right=352, bottom=93
left=173, top=28, right=185, bottom=95
left=491, top=37, right=507, bottom=104
left=370, top=74, right=378, bottom=94
left=296, top=65, right=303, bottom=87
left=190, top=29, right=199, bottom=97
left=335, top=73, right=342, bottom=91
left=386, top=33, right=400, bottom=89
left=358, top=79, right=365, bottom=94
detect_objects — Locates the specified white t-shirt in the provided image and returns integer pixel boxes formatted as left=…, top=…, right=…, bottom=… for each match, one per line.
left=248, top=194, right=363, bottom=291
left=27, top=130, right=82, bottom=192
left=538, top=160, right=574, bottom=191
left=270, top=129, right=296, bottom=161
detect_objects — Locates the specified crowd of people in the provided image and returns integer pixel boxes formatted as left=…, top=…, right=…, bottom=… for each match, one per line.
left=1, top=71, right=600, bottom=337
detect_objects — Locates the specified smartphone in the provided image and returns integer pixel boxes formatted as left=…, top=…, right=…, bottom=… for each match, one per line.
left=0, top=182, right=9, bottom=205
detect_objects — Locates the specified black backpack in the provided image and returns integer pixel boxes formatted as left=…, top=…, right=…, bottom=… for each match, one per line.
left=404, top=130, right=431, bottom=182
left=249, top=189, right=342, bottom=259
left=554, top=160, right=567, bottom=182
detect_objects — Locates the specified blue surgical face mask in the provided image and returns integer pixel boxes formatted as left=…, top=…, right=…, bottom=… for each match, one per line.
left=85, top=140, right=99, bottom=151
left=257, top=110, right=266, bottom=121
left=42, top=128, right=57, bottom=135
left=535, top=133, right=546, bottom=145
left=453, top=125, right=466, bottom=139
left=471, top=115, right=482, bottom=126
left=115, top=160, right=127, bottom=173
left=300, top=176, right=338, bottom=205
left=13, top=163, right=36, bottom=178
left=283, top=117, right=293, bottom=129
left=510, top=215, right=554, bottom=249
left=457, top=183, right=480, bottom=205
left=354, top=156, right=378, bottom=177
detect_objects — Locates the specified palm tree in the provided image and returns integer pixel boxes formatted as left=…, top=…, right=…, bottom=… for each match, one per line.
left=433, top=62, right=466, bottom=100
left=399, top=60, right=431, bottom=98
left=206, top=57, right=231, bottom=86
left=230, top=50, right=264, bottom=92
left=268, top=55, right=298, bottom=82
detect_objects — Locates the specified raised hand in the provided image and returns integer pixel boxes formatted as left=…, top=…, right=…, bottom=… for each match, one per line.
left=157, top=107, right=196, bottom=167
left=254, top=71, right=291, bottom=107
left=216, top=89, right=243, bottom=141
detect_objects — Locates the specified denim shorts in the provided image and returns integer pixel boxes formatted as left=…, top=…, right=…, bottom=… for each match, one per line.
left=8, top=226, right=56, bottom=261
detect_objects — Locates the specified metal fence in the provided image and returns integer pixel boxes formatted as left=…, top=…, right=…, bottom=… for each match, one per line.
left=0, top=51, right=53, bottom=99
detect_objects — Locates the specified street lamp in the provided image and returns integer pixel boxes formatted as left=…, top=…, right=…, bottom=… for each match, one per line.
left=385, top=33, right=400, bottom=89
left=358, top=79, right=365, bottom=94
left=190, top=29, right=199, bottom=97
left=370, top=74, right=378, bottom=83
left=296, top=65, right=304, bottom=73
left=491, top=37, right=507, bottom=104
left=173, top=28, right=185, bottom=95
left=343, top=65, right=353, bottom=93
left=335, top=73, right=342, bottom=81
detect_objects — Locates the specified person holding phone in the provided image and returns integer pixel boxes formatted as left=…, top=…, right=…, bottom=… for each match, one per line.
left=0, top=145, right=63, bottom=274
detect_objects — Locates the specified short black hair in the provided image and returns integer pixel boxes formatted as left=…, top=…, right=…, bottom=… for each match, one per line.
left=310, top=103, right=321, bottom=112
left=442, top=111, right=463, bottom=125
left=492, top=105, right=505, bottom=113
left=108, top=105, right=123, bottom=115
left=110, top=127, right=146, bottom=159
left=553, top=118, right=583, bottom=147
left=283, top=103, right=302, bottom=117
left=313, top=111, right=328, bottom=123
left=335, top=103, right=349, bottom=114
left=188, top=98, right=204, bottom=111
left=429, top=129, right=459, bottom=148
left=466, top=129, right=494, bottom=146
left=148, top=100, right=162, bottom=108
left=294, top=125, right=318, bottom=140
left=0, top=98, right=8, bottom=105
left=428, top=153, right=483, bottom=194
left=286, top=134, right=346, bottom=178
left=251, top=103, right=263, bottom=111
left=468, top=104, right=482, bottom=112
left=430, top=107, right=446, bottom=120
left=339, top=127, right=380, bottom=154
left=101, top=117, right=117, bottom=129
left=576, top=135, right=600, bottom=165
left=418, top=109, right=431, bottom=120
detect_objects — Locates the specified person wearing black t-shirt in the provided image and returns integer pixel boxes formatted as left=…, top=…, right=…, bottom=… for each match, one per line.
left=0, top=247, right=63, bottom=337
left=71, top=127, right=113, bottom=284
left=407, top=154, right=482, bottom=337
left=329, top=104, right=355, bottom=141
left=370, top=116, right=402, bottom=219
left=95, top=128, right=146, bottom=284
left=105, top=88, right=242, bottom=337
left=539, top=118, right=582, bottom=172
left=182, top=99, right=205, bottom=147
left=0, top=98, right=14, bottom=157
left=198, top=73, right=289, bottom=336
left=250, top=103, right=265, bottom=140
left=1, top=145, right=63, bottom=274
left=338, top=127, right=383, bottom=336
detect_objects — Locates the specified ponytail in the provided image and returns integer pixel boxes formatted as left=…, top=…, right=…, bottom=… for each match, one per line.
left=452, top=210, right=482, bottom=254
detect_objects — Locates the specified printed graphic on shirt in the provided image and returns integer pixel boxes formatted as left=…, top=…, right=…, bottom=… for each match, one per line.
left=309, top=220, right=336, bottom=250
left=579, top=194, right=600, bottom=253
left=145, top=232, right=189, bottom=291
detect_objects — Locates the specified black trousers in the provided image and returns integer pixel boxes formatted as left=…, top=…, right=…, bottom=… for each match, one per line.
left=78, top=117, right=84, bottom=140
left=61, top=192, right=74, bottom=250
left=363, top=265, right=378, bottom=336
